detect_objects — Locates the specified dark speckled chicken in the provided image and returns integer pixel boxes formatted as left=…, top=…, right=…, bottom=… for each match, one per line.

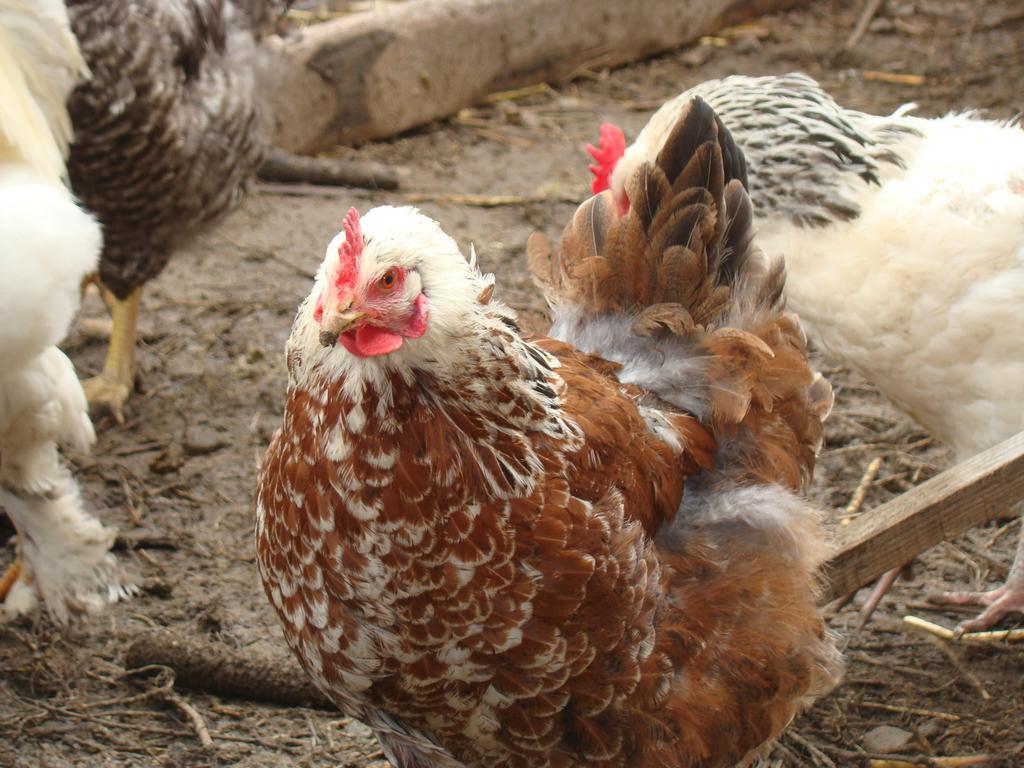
left=65, top=0, right=288, bottom=421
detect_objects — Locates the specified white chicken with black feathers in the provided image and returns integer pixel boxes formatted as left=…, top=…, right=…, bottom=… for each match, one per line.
left=0, top=0, right=131, bottom=623
left=588, top=73, right=1024, bottom=633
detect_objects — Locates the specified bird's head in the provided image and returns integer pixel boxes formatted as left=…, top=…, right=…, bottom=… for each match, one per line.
left=314, top=206, right=431, bottom=357
left=294, top=206, right=488, bottom=379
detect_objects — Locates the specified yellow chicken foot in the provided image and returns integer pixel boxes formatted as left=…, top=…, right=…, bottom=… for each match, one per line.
left=0, top=558, right=22, bottom=601
left=82, top=285, right=142, bottom=424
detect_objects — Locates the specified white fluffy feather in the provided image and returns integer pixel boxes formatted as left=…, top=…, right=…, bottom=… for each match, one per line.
left=0, top=348, right=128, bottom=625
left=0, top=174, right=132, bottom=623
left=0, top=2, right=130, bottom=623
left=0, top=166, right=101, bottom=366
left=0, top=0, right=88, bottom=181
left=760, top=112, right=1024, bottom=458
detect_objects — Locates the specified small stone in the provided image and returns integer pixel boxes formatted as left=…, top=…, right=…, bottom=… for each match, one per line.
left=140, top=578, right=175, bottom=599
left=184, top=425, right=228, bottom=457
left=863, top=725, right=914, bottom=754
left=734, top=35, right=762, bottom=54
left=681, top=44, right=714, bottom=67
left=887, top=1, right=915, bottom=18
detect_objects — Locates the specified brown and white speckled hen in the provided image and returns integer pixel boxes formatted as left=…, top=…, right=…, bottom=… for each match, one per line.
left=65, top=0, right=288, bottom=421
left=255, top=97, right=841, bottom=768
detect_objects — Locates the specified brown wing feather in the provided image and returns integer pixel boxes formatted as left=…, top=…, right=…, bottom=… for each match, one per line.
left=530, top=97, right=755, bottom=318
left=530, top=95, right=831, bottom=490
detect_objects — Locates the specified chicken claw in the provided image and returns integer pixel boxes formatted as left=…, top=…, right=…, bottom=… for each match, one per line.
left=82, top=371, right=132, bottom=424
left=928, top=531, right=1024, bottom=637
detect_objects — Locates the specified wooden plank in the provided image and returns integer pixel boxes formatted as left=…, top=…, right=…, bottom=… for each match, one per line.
left=267, top=0, right=810, bottom=153
left=824, top=431, right=1024, bottom=601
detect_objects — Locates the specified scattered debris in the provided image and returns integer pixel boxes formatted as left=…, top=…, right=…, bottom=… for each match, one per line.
left=903, top=615, right=1024, bottom=644
left=862, top=70, right=926, bottom=86
left=846, top=0, right=885, bottom=50
left=840, top=456, right=884, bottom=524
left=863, top=725, right=915, bottom=754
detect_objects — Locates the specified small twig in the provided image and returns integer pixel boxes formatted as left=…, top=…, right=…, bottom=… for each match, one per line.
left=840, top=456, right=883, bottom=524
left=850, top=651, right=938, bottom=681
left=401, top=191, right=578, bottom=208
left=114, top=531, right=180, bottom=551
left=255, top=182, right=358, bottom=198
left=166, top=692, right=214, bottom=750
left=945, top=542, right=1009, bottom=580
left=863, top=71, right=926, bottom=86
left=868, top=757, right=998, bottom=768
left=782, top=730, right=837, bottom=768
left=845, top=0, right=884, bottom=50
left=901, top=628, right=992, bottom=701
left=903, top=615, right=1024, bottom=644
left=850, top=700, right=962, bottom=721
left=265, top=251, right=317, bottom=281
left=484, top=82, right=558, bottom=103
left=120, top=475, right=141, bottom=525
left=934, top=640, right=991, bottom=700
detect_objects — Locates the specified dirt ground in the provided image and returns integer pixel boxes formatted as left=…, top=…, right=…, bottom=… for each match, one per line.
left=2, top=0, right=1023, bottom=766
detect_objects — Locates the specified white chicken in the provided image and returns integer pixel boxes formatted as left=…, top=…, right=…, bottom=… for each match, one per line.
left=587, top=73, right=1024, bottom=634
left=0, top=0, right=130, bottom=623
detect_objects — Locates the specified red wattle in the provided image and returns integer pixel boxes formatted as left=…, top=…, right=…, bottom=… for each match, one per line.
left=335, top=294, right=430, bottom=358
left=339, top=325, right=404, bottom=357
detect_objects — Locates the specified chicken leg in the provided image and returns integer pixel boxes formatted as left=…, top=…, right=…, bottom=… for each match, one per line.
left=929, top=522, right=1024, bottom=636
left=82, top=285, right=142, bottom=424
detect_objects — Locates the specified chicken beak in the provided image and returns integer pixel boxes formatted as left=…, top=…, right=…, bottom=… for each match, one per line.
left=318, top=304, right=368, bottom=347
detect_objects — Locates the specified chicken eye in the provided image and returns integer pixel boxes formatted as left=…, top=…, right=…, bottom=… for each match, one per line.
left=379, top=270, right=397, bottom=290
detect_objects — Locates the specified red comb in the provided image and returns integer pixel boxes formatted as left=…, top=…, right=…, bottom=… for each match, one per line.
left=586, top=123, right=626, bottom=194
left=334, top=207, right=364, bottom=290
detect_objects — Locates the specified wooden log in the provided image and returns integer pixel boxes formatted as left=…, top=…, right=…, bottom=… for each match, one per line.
left=269, top=0, right=809, bottom=152
left=126, top=631, right=335, bottom=710
left=824, top=431, right=1024, bottom=602
left=258, top=148, right=400, bottom=190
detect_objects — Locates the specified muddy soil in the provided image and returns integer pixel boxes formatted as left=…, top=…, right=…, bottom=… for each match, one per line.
left=2, top=0, right=1022, bottom=765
